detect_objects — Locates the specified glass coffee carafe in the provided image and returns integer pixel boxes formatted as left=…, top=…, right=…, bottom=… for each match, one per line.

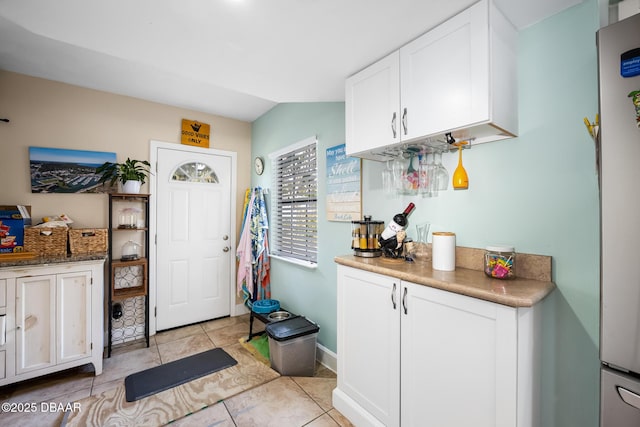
left=414, top=222, right=431, bottom=262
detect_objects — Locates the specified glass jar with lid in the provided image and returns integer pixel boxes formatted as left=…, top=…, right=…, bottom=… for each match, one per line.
left=121, top=240, right=141, bottom=261
left=118, top=207, right=140, bottom=229
left=484, top=245, right=516, bottom=279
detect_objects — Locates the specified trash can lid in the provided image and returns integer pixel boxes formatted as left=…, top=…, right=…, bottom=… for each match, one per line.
left=265, top=316, right=320, bottom=341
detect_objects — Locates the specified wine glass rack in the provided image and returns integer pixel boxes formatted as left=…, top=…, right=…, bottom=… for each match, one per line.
left=370, top=134, right=474, bottom=161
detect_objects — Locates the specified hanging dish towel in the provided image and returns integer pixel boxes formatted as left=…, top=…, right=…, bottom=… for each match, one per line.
left=236, top=187, right=270, bottom=306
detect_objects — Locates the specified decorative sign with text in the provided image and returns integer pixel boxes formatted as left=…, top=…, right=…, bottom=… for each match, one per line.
left=326, top=143, right=361, bottom=222
left=181, top=119, right=210, bottom=148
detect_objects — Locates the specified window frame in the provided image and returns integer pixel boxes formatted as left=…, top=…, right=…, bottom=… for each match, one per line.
left=170, top=161, right=219, bottom=183
left=268, top=136, right=318, bottom=269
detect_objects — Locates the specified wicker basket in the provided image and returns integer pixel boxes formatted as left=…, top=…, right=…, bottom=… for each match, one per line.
left=24, top=227, right=68, bottom=256
left=68, top=228, right=108, bottom=254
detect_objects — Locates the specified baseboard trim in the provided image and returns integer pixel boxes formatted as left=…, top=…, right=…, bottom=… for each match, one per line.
left=332, top=387, right=385, bottom=427
left=316, top=342, right=337, bottom=373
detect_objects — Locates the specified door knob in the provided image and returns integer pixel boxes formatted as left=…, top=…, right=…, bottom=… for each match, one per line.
left=223, top=246, right=230, bottom=252
left=223, top=235, right=229, bottom=241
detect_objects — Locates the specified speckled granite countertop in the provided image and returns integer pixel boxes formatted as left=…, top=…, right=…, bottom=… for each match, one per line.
left=0, top=252, right=108, bottom=269
left=335, top=246, right=555, bottom=307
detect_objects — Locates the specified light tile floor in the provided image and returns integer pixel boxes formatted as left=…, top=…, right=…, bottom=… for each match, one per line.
left=0, top=314, right=353, bottom=427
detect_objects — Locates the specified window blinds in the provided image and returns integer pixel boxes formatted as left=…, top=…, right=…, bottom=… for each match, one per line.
left=270, top=137, right=318, bottom=264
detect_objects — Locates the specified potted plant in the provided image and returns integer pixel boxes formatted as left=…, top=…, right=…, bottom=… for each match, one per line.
left=96, top=158, right=151, bottom=194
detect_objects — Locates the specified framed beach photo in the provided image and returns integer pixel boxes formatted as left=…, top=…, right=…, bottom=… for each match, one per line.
left=29, top=147, right=117, bottom=193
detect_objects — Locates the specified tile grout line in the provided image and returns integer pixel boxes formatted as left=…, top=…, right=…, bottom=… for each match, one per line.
left=289, top=376, right=336, bottom=425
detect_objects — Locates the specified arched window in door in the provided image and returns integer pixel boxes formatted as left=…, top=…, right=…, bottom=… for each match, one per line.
left=171, top=162, right=219, bottom=183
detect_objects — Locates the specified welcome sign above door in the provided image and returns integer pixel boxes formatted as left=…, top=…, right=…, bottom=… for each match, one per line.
left=181, top=119, right=211, bottom=148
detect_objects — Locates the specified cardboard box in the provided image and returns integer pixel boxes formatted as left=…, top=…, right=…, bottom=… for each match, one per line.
left=0, top=205, right=31, bottom=253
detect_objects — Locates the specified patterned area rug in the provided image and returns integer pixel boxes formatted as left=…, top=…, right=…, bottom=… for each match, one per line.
left=61, top=343, right=279, bottom=427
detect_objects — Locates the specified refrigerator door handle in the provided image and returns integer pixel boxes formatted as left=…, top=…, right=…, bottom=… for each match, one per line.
left=618, top=386, right=640, bottom=411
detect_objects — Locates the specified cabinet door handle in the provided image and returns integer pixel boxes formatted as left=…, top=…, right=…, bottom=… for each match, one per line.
left=402, top=287, right=408, bottom=314
left=618, top=386, right=640, bottom=410
left=402, top=108, right=408, bottom=135
left=391, top=283, right=397, bottom=309
left=391, top=112, right=397, bottom=138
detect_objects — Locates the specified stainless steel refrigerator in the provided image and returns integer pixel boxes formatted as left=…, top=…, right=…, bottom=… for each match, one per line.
left=598, top=12, right=640, bottom=426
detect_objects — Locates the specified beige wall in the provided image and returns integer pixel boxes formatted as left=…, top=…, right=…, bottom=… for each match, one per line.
left=0, top=71, right=251, bottom=238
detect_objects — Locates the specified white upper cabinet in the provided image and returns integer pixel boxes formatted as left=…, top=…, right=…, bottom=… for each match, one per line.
left=345, top=51, right=401, bottom=157
left=345, top=0, right=518, bottom=161
left=400, top=1, right=489, bottom=141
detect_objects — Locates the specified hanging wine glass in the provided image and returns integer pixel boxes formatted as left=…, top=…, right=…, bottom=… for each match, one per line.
left=382, top=159, right=394, bottom=195
left=391, top=155, right=405, bottom=194
left=419, top=150, right=436, bottom=197
left=427, top=151, right=439, bottom=197
left=434, top=150, right=449, bottom=192
left=452, top=143, right=469, bottom=190
left=403, top=151, right=419, bottom=194
left=418, top=152, right=430, bottom=196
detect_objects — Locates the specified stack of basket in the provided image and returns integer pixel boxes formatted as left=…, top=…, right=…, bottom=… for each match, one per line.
left=24, top=227, right=107, bottom=256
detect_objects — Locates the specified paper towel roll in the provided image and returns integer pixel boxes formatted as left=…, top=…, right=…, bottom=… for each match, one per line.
left=432, top=232, right=456, bottom=271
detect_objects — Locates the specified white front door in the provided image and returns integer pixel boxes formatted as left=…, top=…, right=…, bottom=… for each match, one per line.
left=153, top=143, right=235, bottom=331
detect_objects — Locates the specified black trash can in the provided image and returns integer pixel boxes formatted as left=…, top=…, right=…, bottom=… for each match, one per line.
left=265, top=316, right=320, bottom=376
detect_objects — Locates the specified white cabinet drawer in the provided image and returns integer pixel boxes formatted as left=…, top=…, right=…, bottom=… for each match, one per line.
left=0, top=350, right=5, bottom=379
left=0, top=315, right=4, bottom=346
left=0, top=279, right=5, bottom=308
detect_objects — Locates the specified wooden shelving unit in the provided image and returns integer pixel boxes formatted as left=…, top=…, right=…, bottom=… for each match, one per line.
left=107, top=193, right=150, bottom=357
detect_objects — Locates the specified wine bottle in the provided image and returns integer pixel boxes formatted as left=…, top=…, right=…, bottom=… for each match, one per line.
left=380, top=202, right=415, bottom=241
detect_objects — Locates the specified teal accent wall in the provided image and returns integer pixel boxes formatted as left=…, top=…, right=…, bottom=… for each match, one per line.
left=251, top=102, right=346, bottom=354
left=252, top=0, right=601, bottom=424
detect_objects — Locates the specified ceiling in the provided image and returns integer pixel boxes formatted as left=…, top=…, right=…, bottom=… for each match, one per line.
left=0, top=0, right=582, bottom=123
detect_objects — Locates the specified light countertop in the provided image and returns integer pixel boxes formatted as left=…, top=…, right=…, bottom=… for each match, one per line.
left=335, top=248, right=555, bottom=308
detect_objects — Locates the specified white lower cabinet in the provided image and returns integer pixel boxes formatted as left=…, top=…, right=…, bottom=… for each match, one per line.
left=16, top=274, right=57, bottom=374
left=333, top=265, right=540, bottom=427
left=335, top=266, right=400, bottom=427
left=0, top=260, right=104, bottom=386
